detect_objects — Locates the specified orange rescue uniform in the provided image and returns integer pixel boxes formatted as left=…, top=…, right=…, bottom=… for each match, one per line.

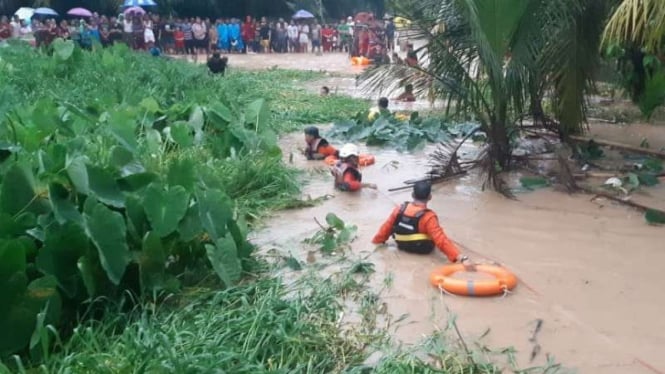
left=372, top=202, right=461, bottom=262
left=306, top=138, right=338, bottom=160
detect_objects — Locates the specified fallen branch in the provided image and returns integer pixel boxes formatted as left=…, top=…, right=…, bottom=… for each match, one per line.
left=569, top=135, right=665, bottom=159
left=582, top=187, right=655, bottom=212
left=388, top=171, right=467, bottom=192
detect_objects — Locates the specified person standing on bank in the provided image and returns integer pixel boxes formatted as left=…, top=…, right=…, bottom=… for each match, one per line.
left=371, top=181, right=468, bottom=263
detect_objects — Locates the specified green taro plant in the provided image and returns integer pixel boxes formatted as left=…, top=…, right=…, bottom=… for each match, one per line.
left=305, top=213, right=358, bottom=254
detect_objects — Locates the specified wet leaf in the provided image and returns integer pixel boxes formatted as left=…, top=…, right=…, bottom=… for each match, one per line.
left=143, top=184, right=189, bottom=238
left=36, top=222, right=88, bottom=298
left=167, top=158, right=196, bottom=192
left=139, top=232, right=167, bottom=292
left=48, top=183, right=83, bottom=225
left=284, top=256, right=302, bottom=271
left=0, top=163, right=36, bottom=216
left=66, top=156, right=89, bottom=195
left=519, top=176, right=550, bottom=190
left=337, top=225, right=358, bottom=244
left=83, top=198, right=131, bottom=285
left=325, top=213, right=345, bottom=230
left=245, top=99, right=270, bottom=130
left=86, top=165, right=125, bottom=208
left=108, top=110, right=138, bottom=153
left=205, top=235, right=241, bottom=287
left=178, top=204, right=203, bottom=242
left=645, top=209, right=665, bottom=225
left=197, top=189, right=232, bottom=242
left=170, top=122, right=193, bottom=148
left=637, top=172, right=659, bottom=187
left=53, top=39, right=74, bottom=61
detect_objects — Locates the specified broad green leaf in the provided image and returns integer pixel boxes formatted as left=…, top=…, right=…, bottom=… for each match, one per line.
left=27, top=276, right=61, bottom=327
left=205, top=235, right=241, bottom=287
left=86, top=165, right=125, bottom=208
left=108, top=110, right=138, bottom=152
left=83, top=198, right=131, bottom=285
left=0, top=163, right=36, bottom=216
left=48, top=183, right=83, bottom=225
left=474, top=0, right=529, bottom=59
left=170, top=122, right=194, bottom=148
left=321, top=235, right=337, bottom=253
left=645, top=209, right=665, bottom=225
left=145, top=129, right=162, bottom=154
left=325, top=213, right=345, bottom=230
left=178, top=204, right=203, bottom=242
left=205, top=102, right=233, bottom=130
left=77, top=256, right=96, bottom=298
left=519, top=176, right=550, bottom=190
left=36, top=222, right=88, bottom=298
left=0, top=213, right=35, bottom=239
left=167, top=158, right=196, bottom=192
left=109, top=146, right=134, bottom=169
left=65, top=156, right=90, bottom=195
left=140, top=97, right=161, bottom=114
left=143, top=184, right=189, bottom=237
left=245, top=99, right=270, bottom=131
left=284, top=256, right=302, bottom=271
left=125, top=195, right=149, bottom=241
left=337, top=225, right=358, bottom=244
left=117, top=172, right=159, bottom=192
left=196, top=189, right=232, bottom=242
left=0, top=239, right=27, bottom=282
left=139, top=232, right=167, bottom=292
left=37, top=144, right=67, bottom=175
left=53, top=39, right=74, bottom=61
left=637, top=173, right=659, bottom=187
left=188, top=105, right=205, bottom=133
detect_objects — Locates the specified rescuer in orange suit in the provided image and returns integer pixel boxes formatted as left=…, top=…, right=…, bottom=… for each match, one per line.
left=372, top=180, right=468, bottom=263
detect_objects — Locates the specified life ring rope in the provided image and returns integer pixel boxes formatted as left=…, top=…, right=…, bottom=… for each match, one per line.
left=430, top=263, right=518, bottom=297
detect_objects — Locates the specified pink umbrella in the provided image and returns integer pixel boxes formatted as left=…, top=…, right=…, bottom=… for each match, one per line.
left=67, top=7, right=93, bottom=17
left=123, top=6, right=146, bottom=15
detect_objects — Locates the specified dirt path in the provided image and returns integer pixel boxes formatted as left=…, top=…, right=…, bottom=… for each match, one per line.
left=227, top=52, right=665, bottom=373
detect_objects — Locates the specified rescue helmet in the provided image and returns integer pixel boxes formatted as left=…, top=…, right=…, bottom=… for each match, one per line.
left=339, top=143, right=359, bottom=158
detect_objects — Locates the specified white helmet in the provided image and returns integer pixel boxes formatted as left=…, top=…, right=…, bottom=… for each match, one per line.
left=339, top=143, right=359, bottom=158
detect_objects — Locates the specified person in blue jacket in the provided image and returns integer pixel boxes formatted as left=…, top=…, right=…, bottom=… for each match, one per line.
left=229, top=19, right=244, bottom=53
left=217, top=19, right=229, bottom=52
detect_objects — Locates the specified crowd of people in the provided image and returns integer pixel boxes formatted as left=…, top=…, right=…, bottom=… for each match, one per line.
left=1, top=12, right=400, bottom=58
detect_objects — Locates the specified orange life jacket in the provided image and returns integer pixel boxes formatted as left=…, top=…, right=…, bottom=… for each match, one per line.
left=305, top=138, right=323, bottom=160
left=392, top=202, right=434, bottom=254
left=333, top=161, right=362, bottom=187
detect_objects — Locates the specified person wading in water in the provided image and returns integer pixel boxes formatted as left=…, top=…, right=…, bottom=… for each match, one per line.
left=302, top=126, right=337, bottom=160
left=331, top=143, right=377, bottom=192
left=372, top=180, right=468, bottom=263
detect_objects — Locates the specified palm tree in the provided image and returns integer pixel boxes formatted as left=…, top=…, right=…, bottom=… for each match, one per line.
left=603, top=0, right=665, bottom=54
left=360, top=0, right=610, bottom=190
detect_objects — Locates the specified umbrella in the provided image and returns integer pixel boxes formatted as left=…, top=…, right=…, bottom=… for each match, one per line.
left=67, top=7, right=93, bottom=17
left=292, top=9, right=315, bottom=19
left=123, top=6, right=146, bottom=15
left=33, top=7, right=59, bottom=17
left=14, top=7, right=35, bottom=20
left=123, top=0, right=157, bottom=8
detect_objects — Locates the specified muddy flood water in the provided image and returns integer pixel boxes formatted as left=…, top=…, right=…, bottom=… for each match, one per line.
left=223, top=52, right=665, bottom=373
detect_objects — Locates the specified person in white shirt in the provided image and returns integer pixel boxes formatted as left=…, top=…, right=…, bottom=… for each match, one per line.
left=122, top=15, right=133, bottom=45
left=298, top=23, right=309, bottom=53
left=10, top=15, right=21, bottom=38
left=287, top=21, right=298, bottom=52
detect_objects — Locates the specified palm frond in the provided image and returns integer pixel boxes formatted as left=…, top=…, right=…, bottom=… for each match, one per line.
left=602, top=0, right=665, bottom=53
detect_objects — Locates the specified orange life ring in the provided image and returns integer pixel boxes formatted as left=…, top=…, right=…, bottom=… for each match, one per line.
left=324, top=154, right=375, bottom=167
left=429, top=264, right=518, bottom=297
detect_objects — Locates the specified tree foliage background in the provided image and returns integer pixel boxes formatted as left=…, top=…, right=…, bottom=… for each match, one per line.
left=1, top=0, right=385, bottom=20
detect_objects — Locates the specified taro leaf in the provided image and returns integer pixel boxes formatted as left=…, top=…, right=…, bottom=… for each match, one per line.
left=145, top=129, right=163, bottom=154
left=178, top=204, right=203, bottom=242
left=637, top=172, right=659, bottom=187
left=38, top=144, right=67, bottom=175
left=140, top=97, right=161, bottom=114
left=108, top=110, right=138, bottom=153
left=53, top=39, right=74, bottom=61
left=169, top=122, right=194, bottom=148
left=36, top=222, right=88, bottom=298
left=284, top=256, right=302, bottom=271
left=109, top=146, right=134, bottom=169
left=645, top=209, right=665, bottom=225
left=143, top=184, right=189, bottom=238
left=625, top=173, right=641, bottom=191
left=65, top=156, right=90, bottom=195
left=117, top=172, right=159, bottom=192
left=520, top=176, right=550, bottom=190
left=0, top=213, right=36, bottom=239
left=205, top=235, right=241, bottom=287
left=0, top=239, right=27, bottom=281
left=126, top=195, right=149, bottom=241
left=196, top=189, right=233, bottom=242
left=86, top=165, right=125, bottom=208
left=77, top=255, right=97, bottom=298
left=188, top=106, right=205, bottom=133
left=0, top=273, right=60, bottom=357
left=245, top=99, right=270, bottom=130
left=139, top=232, right=167, bottom=292
left=48, top=183, right=83, bottom=225
left=0, top=163, right=36, bottom=216
left=321, top=234, right=337, bottom=253
left=643, top=158, right=663, bottom=173
left=325, top=213, right=345, bottom=230
left=27, top=275, right=61, bottom=327
left=167, top=158, right=196, bottom=192
left=83, top=198, right=131, bottom=285
left=337, top=225, right=358, bottom=245
left=206, top=102, right=234, bottom=129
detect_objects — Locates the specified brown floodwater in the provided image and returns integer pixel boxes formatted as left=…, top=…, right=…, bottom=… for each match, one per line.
left=204, top=51, right=665, bottom=373
left=251, top=131, right=665, bottom=374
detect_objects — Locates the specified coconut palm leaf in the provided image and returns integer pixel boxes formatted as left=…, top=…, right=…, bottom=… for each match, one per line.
left=603, top=0, right=665, bottom=53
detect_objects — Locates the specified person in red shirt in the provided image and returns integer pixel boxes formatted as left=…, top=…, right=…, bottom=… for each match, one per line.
left=372, top=181, right=468, bottom=263
left=242, top=16, right=255, bottom=53
left=331, top=143, right=377, bottom=192
left=321, top=24, right=334, bottom=52
left=303, top=126, right=337, bottom=160
left=0, top=16, right=12, bottom=40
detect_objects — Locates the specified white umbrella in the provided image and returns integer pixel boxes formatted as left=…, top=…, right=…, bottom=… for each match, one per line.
left=14, top=7, right=35, bottom=20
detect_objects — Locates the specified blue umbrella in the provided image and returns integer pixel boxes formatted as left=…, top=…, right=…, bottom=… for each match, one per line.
left=122, top=0, right=157, bottom=8
left=292, top=9, right=315, bottom=19
left=33, top=7, right=59, bottom=17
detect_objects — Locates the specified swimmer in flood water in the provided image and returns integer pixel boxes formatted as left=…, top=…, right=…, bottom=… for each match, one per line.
left=303, top=126, right=338, bottom=160
left=394, top=84, right=416, bottom=102
left=331, top=143, right=377, bottom=192
left=372, top=180, right=468, bottom=263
